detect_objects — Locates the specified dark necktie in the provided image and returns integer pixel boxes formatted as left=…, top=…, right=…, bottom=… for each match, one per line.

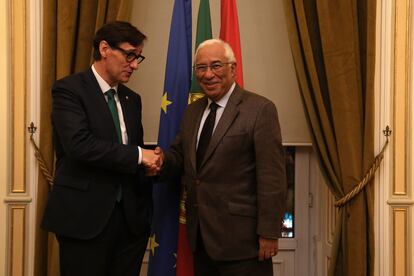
left=106, top=89, right=122, bottom=201
left=197, top=102, right=219, bottom=170
left=106, top=89, right=122, bottom=143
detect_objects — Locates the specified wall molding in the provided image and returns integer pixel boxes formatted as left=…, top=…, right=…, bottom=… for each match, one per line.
left=393, top=0, right=410, bottom=196
left=11, top=0, right=27, bottom=194
left=375, top=0, right=393, bottom=275
left=377, top=0, right=413, bottom=275
left=393, top=208, right=408, bottom=276
left=26, top=0, right=42, bottom=274
left=5, top=0, right=42, bottom=275
left=4, top=198, right=32, bottom=204
left=387, top=199, right=414, bottom=206
left=0, top=0, right=11, bottom=274
left=8, top=205, right=26, bottom=276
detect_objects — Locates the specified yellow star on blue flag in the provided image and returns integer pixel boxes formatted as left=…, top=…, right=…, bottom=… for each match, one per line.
left=149, top=234, right=160, bottom=256
left=148, top=0, right=192, bottom=275
left=161, top=92, right=173, bottom=114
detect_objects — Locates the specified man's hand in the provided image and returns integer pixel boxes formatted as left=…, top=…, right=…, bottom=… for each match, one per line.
left=154, top=146, right=164, bottom=157
left=142, top=147, right=164, bottom=176
left=258, top=237, right=278, bottom=261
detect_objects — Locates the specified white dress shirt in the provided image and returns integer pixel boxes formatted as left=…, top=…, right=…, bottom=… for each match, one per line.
left=197, top=82, right=236, bottom=148
left=91, top=65, right=142, bottom=164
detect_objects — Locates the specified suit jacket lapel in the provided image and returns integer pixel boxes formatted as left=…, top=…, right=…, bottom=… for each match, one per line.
left=190, top=97, right=209, bottom=171
left=199, top=86, right=243, bottom=170
left=83, top=69, right=119, bottom=142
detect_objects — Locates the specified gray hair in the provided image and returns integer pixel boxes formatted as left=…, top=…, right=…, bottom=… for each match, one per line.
left=195, top=38, right=236, bottom=63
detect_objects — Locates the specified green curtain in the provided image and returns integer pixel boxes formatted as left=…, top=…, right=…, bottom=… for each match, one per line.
left=282, top=0, right=376, bottom=275
left=34, top=1, right=132, bottom=275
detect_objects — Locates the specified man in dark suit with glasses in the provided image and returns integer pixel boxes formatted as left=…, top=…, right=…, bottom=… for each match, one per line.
left=42, top=21, right=161, bottom=276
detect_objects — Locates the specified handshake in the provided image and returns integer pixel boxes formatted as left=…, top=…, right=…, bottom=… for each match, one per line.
left=141, top=147, right=164, bottom=176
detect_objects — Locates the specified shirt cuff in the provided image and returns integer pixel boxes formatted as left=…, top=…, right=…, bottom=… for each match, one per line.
left=138, top=146, right=142, bottom=165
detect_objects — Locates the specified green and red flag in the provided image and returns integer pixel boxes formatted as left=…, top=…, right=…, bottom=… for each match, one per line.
left=188, top=0, right=213, bottom=103
left=176, top=1, right=212, bottom=276
left=219, top=0, right=244, bottom=87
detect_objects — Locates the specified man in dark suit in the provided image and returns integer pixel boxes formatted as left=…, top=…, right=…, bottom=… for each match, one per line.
left=41, top=21, right=160, bottom=276
left=158, top=39, right=287, bottom=276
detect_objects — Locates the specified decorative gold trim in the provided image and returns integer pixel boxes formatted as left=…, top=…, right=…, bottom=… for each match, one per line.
left=393, top=0, right=410, bottom=196
left=387, top=199, right=414, bottom=205
left=179, top=190, right=187, bottom=224
left=9, top=205, right=26, bottom=276
left=188, top=92, right=205, bottom=104
left=4, top=197, right=32, bottom=204
left=11, top=0, right=27, bottom=193
left=393, top=208, right=407, bottom=276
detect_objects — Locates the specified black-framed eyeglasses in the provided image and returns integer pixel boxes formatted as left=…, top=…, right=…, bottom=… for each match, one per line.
left=111, top=45, right=145, bottom=64
left=193, top=62, right=233, bottom=74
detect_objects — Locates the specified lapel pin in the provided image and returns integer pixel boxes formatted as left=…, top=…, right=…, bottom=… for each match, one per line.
left=125, top=96, right=129, bottom=100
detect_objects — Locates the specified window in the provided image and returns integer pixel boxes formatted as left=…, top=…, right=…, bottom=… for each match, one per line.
left=281, top=146, right=295, bottom=238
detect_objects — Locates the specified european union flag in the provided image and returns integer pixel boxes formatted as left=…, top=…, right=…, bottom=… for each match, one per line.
left=147, top=0, right=192, bottom=275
